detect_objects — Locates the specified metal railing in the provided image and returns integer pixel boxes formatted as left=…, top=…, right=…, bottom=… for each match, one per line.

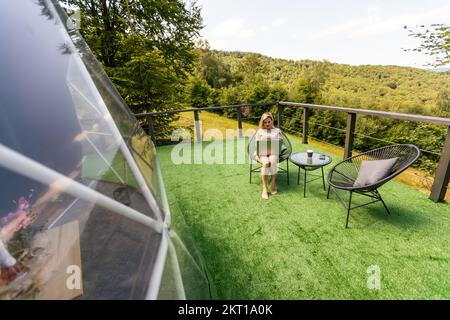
left=134, top=101, right=450, bottom=203
left=134, top=102, right=276, bottom=142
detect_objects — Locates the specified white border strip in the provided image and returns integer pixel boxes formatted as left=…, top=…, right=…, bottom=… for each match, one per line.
left=145, top=227, right=169, bottom=299
left=154, top=157, right=171, bottom=225
left=169, top=239, right=186, bottom=300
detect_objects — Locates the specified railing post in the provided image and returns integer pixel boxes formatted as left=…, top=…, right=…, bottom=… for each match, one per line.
left=430, top=126, right=450, bottom=202
left=302, top=107, right=309, bottom=144
left=344, top=113, right=357, bottom=159
left=147, top=114, right=155, bottom=142
left=277, top=102, right=283, bottom=129
left=193, top=110, right=202, bottom=143
left=237, top=106, right=243, bottom=138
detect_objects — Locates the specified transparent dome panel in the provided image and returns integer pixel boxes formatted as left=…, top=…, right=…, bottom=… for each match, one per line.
left=0, top=0, right=164, bottom=213
left=0, top=0, right=211, bottom=299
left=0, top=166, right=162, bottom=299
left=57, top=3, right=166, bottom=212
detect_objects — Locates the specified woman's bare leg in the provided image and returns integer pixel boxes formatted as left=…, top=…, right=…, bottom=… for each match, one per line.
left=268, top=155, right=278, bottom=194
left=271, top=174, right=277, bottom=194
left=262, top=175, right=269, bottom=199
left=260, top=156, right=270, bottom=199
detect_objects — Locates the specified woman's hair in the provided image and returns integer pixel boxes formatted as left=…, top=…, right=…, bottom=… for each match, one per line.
left=259, top=112, right=274, bottom=129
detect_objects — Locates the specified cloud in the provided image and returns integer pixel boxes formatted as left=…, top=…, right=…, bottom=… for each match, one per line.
left=271, top=18, right=286, bottom=28
left=212, top=17, right=285, bottom=39
left=212, top=18, right=256, bottom=39
left=259, top=18, right=286, bottom=33
left=309, top=4, right=450, bottom=40
left=350, top=5, right=450, bottom=38
left=308, top=18, right=367, bottom=40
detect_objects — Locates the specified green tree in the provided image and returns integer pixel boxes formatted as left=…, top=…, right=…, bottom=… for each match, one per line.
left=62, top=0, right=203, bottom=113
left=239, top=53, right=268, bottom=76
left=268, top=84, right=289, bottom=102
left=63, top=0, right=202, bottom=70
left=198, top=51, right=234, bottom=89
left=185, top=76, right=213, bottom=108
left=405, top=24, right=450, bottom=67
left=289, top=61, right=330, bottom=103
left=108, top=49, right=180, bottom=106
left=220, top=85, right=245, bottom=118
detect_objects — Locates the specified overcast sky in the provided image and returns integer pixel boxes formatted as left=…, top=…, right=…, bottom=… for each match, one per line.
left=196, top=0, right=450, bottom=68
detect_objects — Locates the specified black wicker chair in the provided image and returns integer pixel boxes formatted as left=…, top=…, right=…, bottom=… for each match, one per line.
left=327, top=144, right=420, bottom=228
left=247, top=131, right=292, bottom=184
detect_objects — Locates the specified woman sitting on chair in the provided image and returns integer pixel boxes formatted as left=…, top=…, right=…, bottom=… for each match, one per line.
left=255, top=112, right=282, bottom=200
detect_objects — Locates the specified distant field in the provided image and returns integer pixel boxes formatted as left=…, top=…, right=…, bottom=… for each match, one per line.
left=173, top=110, right=259, bottom=139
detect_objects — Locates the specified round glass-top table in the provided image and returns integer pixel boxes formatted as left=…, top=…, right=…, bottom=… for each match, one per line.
left=289, top=152, right=332, bottom=197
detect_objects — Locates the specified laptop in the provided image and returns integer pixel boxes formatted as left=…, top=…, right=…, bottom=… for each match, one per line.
left=257, top=139, right=281, bottom=156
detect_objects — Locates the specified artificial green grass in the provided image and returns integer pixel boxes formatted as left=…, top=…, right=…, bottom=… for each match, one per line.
left=157, top=137, right=450, bottom=299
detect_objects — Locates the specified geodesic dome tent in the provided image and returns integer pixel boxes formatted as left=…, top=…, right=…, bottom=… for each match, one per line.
left=0, top=0, right=210, bottom=299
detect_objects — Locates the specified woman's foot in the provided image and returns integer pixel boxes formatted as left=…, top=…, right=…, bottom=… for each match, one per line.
left=271, top=188, right=277, bottom=195
left=262, top=190, right=269, bottom=200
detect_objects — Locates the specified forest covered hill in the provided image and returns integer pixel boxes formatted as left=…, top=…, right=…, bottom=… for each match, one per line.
left=181, top=48, right=450, bottom=173
left=188, top=49, right=450, bottom=116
